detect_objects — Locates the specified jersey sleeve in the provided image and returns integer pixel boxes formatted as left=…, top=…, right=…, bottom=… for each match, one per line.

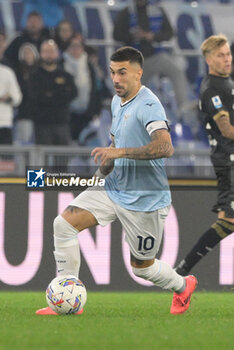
left=138, top=97, right=168, bottom=129
left=201, top=88, right=229, bottom=121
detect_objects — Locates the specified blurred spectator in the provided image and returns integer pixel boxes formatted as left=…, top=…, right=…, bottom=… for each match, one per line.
left=28, top=39, right=77, bottom=145
left=14, top=43, right=40, bottom=145
left=54, top=20, right=75, bottom=55
left=81, top=46, right=112, bottom=148
left=63, top=35, right=102, bottom=142
left=4, top=11, right=51, bottom=70
left=113, top=0, right=189, bottom=118
left=0, top=63, right=22, bottom=144
left=20, top=0, right=80, bottom=29
left=0, top=31, right=10, bottom=66
left=85, top=45, right=112, bottom=102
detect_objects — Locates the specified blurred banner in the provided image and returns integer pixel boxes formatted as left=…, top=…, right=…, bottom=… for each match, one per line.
left=0, top=183, right=233, bottom=291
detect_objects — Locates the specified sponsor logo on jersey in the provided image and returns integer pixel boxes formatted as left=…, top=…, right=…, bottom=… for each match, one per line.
left=211, top=96, right=223, bottom=109
left=145, top=103, right=155, bottom=107
left=209, top=139, right=217, bottom=147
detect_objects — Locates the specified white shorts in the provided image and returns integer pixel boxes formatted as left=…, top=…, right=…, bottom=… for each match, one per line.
left=70, top=187, right=170, bottom=260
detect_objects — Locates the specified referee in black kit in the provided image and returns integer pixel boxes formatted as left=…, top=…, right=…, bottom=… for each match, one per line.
left=176, top=34, right=234, bottom=276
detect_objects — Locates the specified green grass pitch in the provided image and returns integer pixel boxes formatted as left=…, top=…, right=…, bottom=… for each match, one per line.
left=0, top=291, right=233, bottom=350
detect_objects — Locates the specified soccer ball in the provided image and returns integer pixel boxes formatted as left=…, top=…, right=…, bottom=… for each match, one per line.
left=46, top=275, right=87, bottom=315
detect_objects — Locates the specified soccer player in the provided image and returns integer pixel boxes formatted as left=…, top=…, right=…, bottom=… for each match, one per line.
left=36, top=47, right=197, bottom=316
left=176, top=34, right=234, bottom=276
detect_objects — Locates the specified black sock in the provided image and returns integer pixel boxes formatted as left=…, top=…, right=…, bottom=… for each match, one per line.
left=178, top=219, right=234, bottom=274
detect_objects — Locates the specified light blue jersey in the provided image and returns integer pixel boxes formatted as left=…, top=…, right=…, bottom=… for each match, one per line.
left=105, top=86, right=171, bottom=212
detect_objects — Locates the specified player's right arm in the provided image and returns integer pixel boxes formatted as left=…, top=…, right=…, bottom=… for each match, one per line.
left=95, top=135, right=115, bottom=177
left=202, top=89, right=234, bottom=140
left=214, top=112, right=234, bottom=139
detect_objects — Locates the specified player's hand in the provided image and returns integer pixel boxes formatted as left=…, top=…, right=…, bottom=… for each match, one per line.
left=91, top=147, right=124, bottom=166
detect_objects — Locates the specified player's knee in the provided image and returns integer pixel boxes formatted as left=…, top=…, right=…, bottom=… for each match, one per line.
left=53, top=215, right=64, bottom=235
left=53, top=215, right=78, bottom=248
left=53, top=215, right=60, bottom=230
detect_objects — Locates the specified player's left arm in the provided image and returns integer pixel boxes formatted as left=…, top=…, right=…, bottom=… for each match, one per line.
left=123, top=129, right=174, bottom=159
left=91, top=129, right=174, bottom=165
left=214, top=111, right=234, bottom=139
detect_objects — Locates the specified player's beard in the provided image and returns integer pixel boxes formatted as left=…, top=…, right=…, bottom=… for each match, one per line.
left=217, top=68, right=232, bottom=77
left=114, top=84, right=128, bottom=98
left=41, top=58, right=58, bottom=66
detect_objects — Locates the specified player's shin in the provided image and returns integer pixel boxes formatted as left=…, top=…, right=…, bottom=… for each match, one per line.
left=176, top=219, right=234, bottom=275
left=53, top=215, right=81, bottom=278
left=132, top=259, right=185, bottom=293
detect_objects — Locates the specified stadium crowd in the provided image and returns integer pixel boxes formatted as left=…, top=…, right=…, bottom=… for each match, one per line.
left=0, top=9, right=112, bottom=146
left=0, top=0, right=234, bottom=147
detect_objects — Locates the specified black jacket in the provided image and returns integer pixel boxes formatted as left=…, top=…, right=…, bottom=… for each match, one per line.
left=4, top=28, right=51, bottom=69
left=28, top=66, right=77, bottom=124
left=113, top=5, right=174, bottom=58
left=15, top=62, right=39, bottom=121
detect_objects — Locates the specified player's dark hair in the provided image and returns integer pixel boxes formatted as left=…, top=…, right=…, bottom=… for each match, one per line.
left=110, top=46, right=144, bottom=68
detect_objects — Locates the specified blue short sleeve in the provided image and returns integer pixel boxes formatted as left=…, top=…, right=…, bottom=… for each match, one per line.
left=138, top=98, right=167, bottom=128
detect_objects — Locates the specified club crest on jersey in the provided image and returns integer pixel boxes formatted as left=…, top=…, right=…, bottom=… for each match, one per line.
left=212, top=96, right=223, bottom=109
left=124, top=114, right=131, bottom=120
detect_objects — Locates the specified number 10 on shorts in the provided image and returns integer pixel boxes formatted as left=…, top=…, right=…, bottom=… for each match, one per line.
left=137, top=235, right=155, bottom=251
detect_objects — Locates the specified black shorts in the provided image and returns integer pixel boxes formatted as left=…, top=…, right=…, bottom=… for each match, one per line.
left=211, top=157, right=234, bottom=218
